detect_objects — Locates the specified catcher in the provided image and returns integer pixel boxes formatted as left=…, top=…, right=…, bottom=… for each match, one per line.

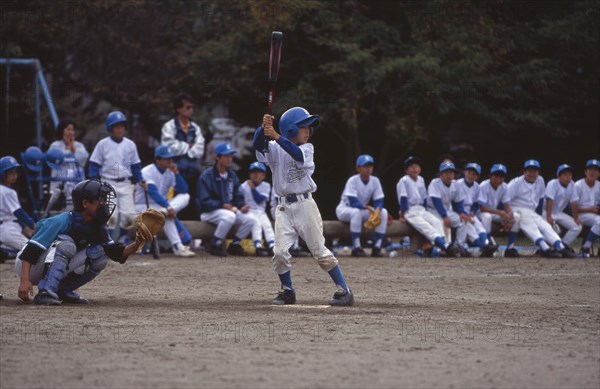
left=335, top=154, right=388, bottom=257
left=14, top=179, right=164, bottom=305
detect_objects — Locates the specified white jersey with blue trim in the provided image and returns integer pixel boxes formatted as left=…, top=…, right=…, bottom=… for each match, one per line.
left=255, top=141, right=316, bottom=196
left=134, top=163, right=176, bottom=205
left=241, top=181, right=271, bottom=211
left=507, top=175, right=546, bottom=210
left=89, top=136, right=141, bottom=180
left=575, top=178, right=600, bottom=208
left=426, top=178, right=465, bottom=211
left=0, top=184, right=21, bottom=222
left=456, top=178, right=480, bottom=213
left=338, top=174, right=384, bottom=208
left=478, top=179, right=510, bottom=209
left=545, top=178, right=579, bottom=213
left=396, top=175, right=428, bottom=207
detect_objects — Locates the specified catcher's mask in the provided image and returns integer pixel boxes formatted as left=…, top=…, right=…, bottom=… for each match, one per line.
left=72, top=179, right=117, bottom=224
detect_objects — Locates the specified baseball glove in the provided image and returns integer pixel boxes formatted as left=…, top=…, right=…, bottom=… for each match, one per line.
left=135, top=209, right=166, bottom=243
left=364, top=208, right=382, bottom=230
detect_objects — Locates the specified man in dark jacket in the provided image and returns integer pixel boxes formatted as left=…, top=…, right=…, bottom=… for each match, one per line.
left=197, top=142, right=254, bottom=256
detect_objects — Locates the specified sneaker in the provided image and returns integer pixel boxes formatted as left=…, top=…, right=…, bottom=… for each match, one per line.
left=173, top=244, right=195, bottom=257
left=541, top=249, right=562, bottom=258
left=208, top=244, right=228, bottom=257
left=351, top=247, right=368, bottom=257
left=578, top=247, right=591, bottom=258
left=255, top=247, right=269, bottom=257
left=227, top=242, right=246, bottom=256
left=33, top=290, right=61, bottom=306
left=445, top=244, right=461, bottom=258
left=371, top=247, right=383, bottom=257
left=458, top=245, right=473, bottom=258
left=272, top=289, right=296, bottom=305
left=329, top=289, right=355, bottom=306
left=58, top=290, right=89, bottom=304
left=504, top=247, right=520, bottom=257
left=268, top=247, right=274, bottom=257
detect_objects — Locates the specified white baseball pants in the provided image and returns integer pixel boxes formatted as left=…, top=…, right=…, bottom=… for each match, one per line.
left=404, top=205, right=445, bottom=243
left=273, top=196, right=338, bottom=275
left=579, top=213, right=600, bottom=236
left=429, top=208, right=468, bottom=244
left=513, top=207, right=561, bottom=246
left=546, top=211, right=582, bottom=246
left=200, top=209, right=254, bottom=241
left=0, top=221, right=29, bottom=251
left=479, top=212, right=521, bottom=234
left=105, top=179, right=137, bottom=230
left=248, top=209, right=275, bottom=244
left=15, top=243, right=94, bottom=284
left=335, top=205, right=388, bottom=235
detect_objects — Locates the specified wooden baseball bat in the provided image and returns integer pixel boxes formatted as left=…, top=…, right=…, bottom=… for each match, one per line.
left=264, top=31, right=283, bottom=153
left=143, top=188, right=160, bottom=260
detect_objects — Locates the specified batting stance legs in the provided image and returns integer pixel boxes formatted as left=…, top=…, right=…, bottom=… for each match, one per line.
left=15, top=235, right=108, bottom=304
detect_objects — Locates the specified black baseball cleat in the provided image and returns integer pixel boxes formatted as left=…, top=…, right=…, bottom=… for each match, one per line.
left=371, top=247, right=383, bottom=257
left=208, top=245, right=228, bottom=257
left=559, top=247, right=577, bottom=258
left=272, top=289, right=296, bottom=305
left=255, top=247, right=269, bottom=257
left=33, top=290, right=61, bottom=306
left=503, top=248, right=520, bottom=258
left=445, top=244, right=461, bottom=258
left=227, top=242, right=246, bottom=256
left=329, top=289, right=354, bottom=306
left=540, top=249, right=562, bottom=258
left=58, top=290, right=89, bottom=304
left=268, top=247, right=275, bottom=257
left=578, top=247, right=591, bottom=258
left=480, top=244, right=498, bottom=258
left=351, top=247, right=368, bottom=257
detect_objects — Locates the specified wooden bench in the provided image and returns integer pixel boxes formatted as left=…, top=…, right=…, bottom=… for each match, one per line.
left=160, top=220, right=427, bottom=246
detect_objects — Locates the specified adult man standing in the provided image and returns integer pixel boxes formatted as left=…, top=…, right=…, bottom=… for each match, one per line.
left=161, top=93, right=205, bottom=219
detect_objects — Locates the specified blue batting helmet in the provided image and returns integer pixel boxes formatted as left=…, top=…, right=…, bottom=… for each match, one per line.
left=0, top=156, right=21, bottom=176
left=105, top=111, right=127, bottom=132
left=23, top=146, right=44, bottom=172
left=45, top=148, right=65, bottom=170
left=278, top=107, right=320, bottom=139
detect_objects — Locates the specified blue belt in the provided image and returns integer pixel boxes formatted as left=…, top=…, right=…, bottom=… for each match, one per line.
left=278, top=192, right=310, bottom=204
left=106, top=177, right=129, bottom=182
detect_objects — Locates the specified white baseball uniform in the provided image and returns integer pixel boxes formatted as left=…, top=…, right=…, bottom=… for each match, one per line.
left=575, top=178, right=600, bottom=236
left=89, top=137, right=141, bottom=229
left=477, top=179, right=521, bottom=233
left=396, top=175, right=444, bottom=243
left=240, top=180, right=275, bottom=246
left=0, top=184, right=29, bottom=250
left=456, top=178, right=487, bottom=243
left=134, top=163, right=190, bottom=248
left=427, top=178, right=468, bottom=243
left=545, top=178, right=581, bottom=245
left=336, top=174, right=388, bottom=235
left=256, top=141, right=338, bottom=275
left=508, top=175, right=561, bottom=246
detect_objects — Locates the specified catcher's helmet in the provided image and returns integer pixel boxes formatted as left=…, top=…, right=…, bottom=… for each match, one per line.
left=278, top=107, right=319, bottom=139
left=105, top=111, right=127, bottom=132
left=45, top=148, right=65, bottom=170
left=0, top=156, right=21, bottom=177
left=23, top=146, right=44, bottom=173
left=72, top=179, right=117, bottom=224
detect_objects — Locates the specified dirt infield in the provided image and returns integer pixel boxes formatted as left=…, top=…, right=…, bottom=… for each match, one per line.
left=1, top=252, right=599, bottom=389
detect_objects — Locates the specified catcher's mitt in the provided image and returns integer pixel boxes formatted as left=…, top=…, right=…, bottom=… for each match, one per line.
left=364, top=208, right=382, bottom=230
left=135, top=209, right=166, bottom=243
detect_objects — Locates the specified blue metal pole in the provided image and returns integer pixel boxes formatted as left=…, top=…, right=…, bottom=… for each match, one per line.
left=35, top=64, right=59, bottom=128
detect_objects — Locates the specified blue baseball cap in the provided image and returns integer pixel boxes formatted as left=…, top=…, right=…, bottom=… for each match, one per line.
left=214, top=142, right=236, bottom=156
left=404, top=156, right=421, bottom=168
left=490, top=163, right=507, bottom=175
left=155, top=145, right=176, bottom=159
left=524, top=159, right=541, bottom=169
left=556, top=164, right=573, bottom=176
left=439, top=161, right=457, bottom=172
left=356, top=154, right=374, bottom=167
left=585, top=159, right=600, bottom=169
left=464, top=162, right=481, bottom=175
left=249, top=161, right=266, bottom=172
